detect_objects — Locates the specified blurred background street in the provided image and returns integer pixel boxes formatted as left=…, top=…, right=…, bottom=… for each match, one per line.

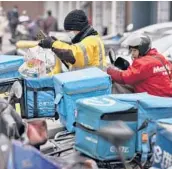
left=1, top=1, right=172, bottom=57
left=1, top=1, right=171, bottom=34
left=0, top=32, right=15, bottom=54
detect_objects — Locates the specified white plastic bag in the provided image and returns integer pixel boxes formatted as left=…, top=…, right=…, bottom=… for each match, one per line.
left=19, top=46, right=56, bottom=78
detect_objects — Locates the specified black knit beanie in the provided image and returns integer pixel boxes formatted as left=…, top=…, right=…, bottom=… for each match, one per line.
left=64, top=9, right=89, bottom=31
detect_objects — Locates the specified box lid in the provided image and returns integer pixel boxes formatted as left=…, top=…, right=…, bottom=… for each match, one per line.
left=109, top=93, right=149, bottom=102
left=138, top=96, right=172, bottom=109
left=157, top=118, right=172, bottom=141
left=53, top=67, right=111, bottom=94
left=25, top=76, right=54, bottom=88
left=110, top=93, right=172, bottom=109
left=0, top=55, right=24, bottom=74
left=76, top=95, right=137, bottom=120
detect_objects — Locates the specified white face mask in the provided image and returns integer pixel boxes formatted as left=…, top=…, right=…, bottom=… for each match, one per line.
left=68, top=31, right=76, bottom=39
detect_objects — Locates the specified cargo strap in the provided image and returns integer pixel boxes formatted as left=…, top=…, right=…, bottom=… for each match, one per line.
left=73, top=37, right=105, bottom=71
left=26, top=86, right=59, bottom=119
left=141, top=142, right=149, bottom=164
left=141, top=132, right=150, bottom=164
left=73, top=122, right=98, bottom=134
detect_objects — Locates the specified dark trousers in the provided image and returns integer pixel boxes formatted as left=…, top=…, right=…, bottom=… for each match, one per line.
left=10, top=24, right=17, bottom=39
left=0, top=37, right=2, bottom=50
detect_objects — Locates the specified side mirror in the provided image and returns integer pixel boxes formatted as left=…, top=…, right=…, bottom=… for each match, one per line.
left=108, top=48, right=117, bottom=65
left=8, top=81, right=22, bottom=102
left=126, top=23, right=134, bottom=32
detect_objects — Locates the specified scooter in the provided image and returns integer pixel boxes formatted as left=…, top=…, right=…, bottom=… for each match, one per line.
left=0, top=120, right=135, bottom=169
left=0, top=80, right=142, bottom=169
left=0, top=80, right=24, bottom=139
left=108, top=48, right=130, bottom=70
left=0, top=79, right=48, bottom=146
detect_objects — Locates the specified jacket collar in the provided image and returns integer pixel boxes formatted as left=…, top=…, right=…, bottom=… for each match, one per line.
left=72, top=25, right=98, bottom=44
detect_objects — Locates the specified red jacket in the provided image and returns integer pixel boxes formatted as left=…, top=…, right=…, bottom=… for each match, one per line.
left=107, top=49, right=172, bottom=97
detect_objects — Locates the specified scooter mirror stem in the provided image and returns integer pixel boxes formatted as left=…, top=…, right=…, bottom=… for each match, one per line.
left=116, top=146, right=132, bottom=169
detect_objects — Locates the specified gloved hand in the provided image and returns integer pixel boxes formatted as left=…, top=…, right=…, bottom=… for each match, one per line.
left=107, top=65, right=124, bottom=84
left=114, top=57, right=130, bottom=70
left=38, top=36, right=55, bottom=49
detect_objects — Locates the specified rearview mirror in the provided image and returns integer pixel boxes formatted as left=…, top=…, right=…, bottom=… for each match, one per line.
left=108, top=48, right=116, bottom=65
left=11, top=81, right=22, bottom=99
left=8, top=81, right=22, bottom=103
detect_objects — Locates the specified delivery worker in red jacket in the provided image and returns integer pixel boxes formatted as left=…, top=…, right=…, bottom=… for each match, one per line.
left=107, top=34, right=172, bottom=97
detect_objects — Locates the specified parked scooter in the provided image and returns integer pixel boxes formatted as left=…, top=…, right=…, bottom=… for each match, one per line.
left=108, top=48, right=130, bottom=70
left=0, top=81, right=24, bottom=139
left=0, top=120, right=135, bottom=169
left=0, top=80, right=48, bottom=146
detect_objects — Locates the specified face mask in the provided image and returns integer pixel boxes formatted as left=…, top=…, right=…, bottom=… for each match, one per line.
left=68, top=31, right=76, bottom=39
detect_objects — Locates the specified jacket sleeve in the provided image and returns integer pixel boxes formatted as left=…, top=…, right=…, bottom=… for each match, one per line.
left=121, top=60, right=153, bottom=85
left=107, top=67, right=125, bottom=84
left=52, top=40, right=88, bottom=68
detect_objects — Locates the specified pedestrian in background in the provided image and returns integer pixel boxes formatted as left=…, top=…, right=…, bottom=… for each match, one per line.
left=0, top=7, right=8, bottom=51
left=7, top=5, right=19, bottom=39
left=44, top=10, right=58, bottom=35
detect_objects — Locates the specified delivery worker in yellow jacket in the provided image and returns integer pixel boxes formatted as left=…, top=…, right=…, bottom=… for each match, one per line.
left=38, top=9, right=107, bottom=71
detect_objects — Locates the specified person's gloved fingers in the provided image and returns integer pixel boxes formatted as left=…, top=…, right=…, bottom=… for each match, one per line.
left=38, top=37, right=55, bottom=49
left=38, top=40, right=44, bottom=48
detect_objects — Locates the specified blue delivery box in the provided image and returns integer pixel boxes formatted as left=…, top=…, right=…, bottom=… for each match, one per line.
left=53, top=67, right=112, bottom=132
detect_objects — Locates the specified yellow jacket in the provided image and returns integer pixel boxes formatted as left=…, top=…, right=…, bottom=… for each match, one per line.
left=48, top=57, right=62, bottom=75
left=52, top=35, right=107, bottom=70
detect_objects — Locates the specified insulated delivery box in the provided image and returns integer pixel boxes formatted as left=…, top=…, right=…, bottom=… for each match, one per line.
left=74, top=95, right=137, bottom=160
left=0, top=55, right=24, bottom=79
left=109, top=94, right=172, bottom=156
left=152, top=118, right=172, bottom=169
left=53, top=67, right=112, bottom=132
left=24, top=76, right=58, bottom=118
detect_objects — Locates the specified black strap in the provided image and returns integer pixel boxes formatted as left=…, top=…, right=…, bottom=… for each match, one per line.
left=27, top=86, right=58, bottom=118
left=101, top=108, right=137, bottom=121
left=26, top=86, right=54, bottom=92
left=73, top=122, right=98, bottom=135
left=54, top=104, right=59, bottom=120
left=152, top=55, right=172, bottom=81
left=33, top=89, right=38, bottom=117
